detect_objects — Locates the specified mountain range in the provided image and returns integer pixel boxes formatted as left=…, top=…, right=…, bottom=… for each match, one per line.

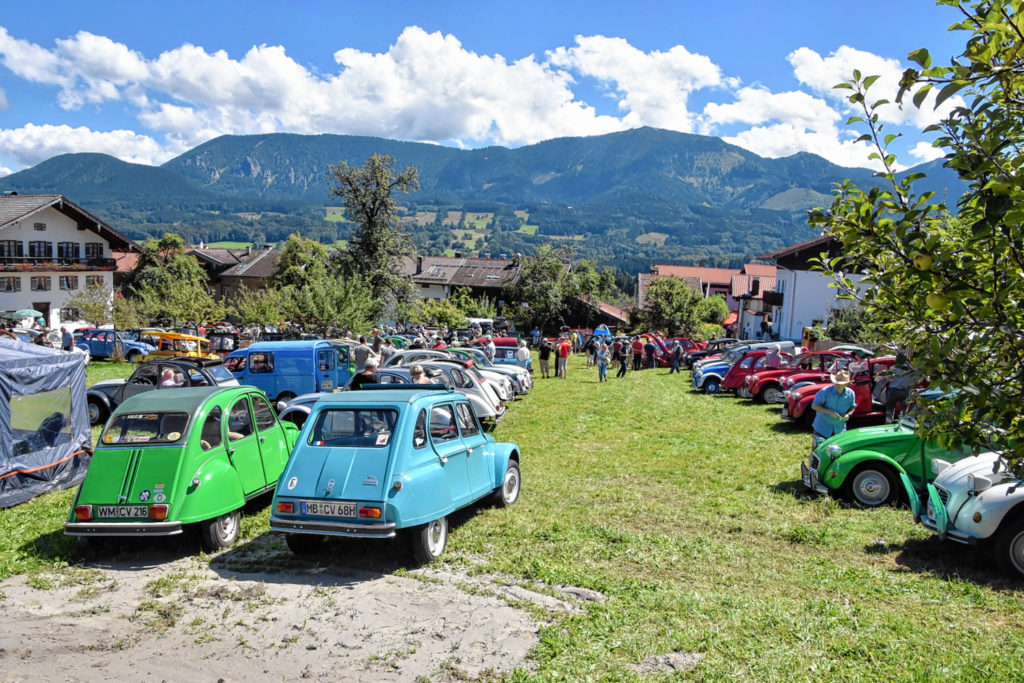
left=0, top=127, right=965, bottom=273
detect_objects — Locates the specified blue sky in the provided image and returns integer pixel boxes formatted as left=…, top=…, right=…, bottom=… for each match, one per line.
left=0, top=1, right=966, bottom=176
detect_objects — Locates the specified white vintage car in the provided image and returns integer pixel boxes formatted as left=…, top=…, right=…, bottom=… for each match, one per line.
left=908, top=452, right=1024, bottom=578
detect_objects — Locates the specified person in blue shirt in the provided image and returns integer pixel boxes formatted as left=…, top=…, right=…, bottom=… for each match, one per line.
left=531, top=328, right=541, bottom=347
left=811, top=368, right=857, bottom=446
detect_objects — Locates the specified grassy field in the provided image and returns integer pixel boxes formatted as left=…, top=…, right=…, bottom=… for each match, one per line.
left=325, top=206, right=348, bottom=222
left=203, top=241, right=253, bottom=249
left=464, top=212, right=493, bottom=229
left=2, top=356, right=1023, bottom=679
left=636, top=231, right=669, bottom=246
left=518, top=223, right=539, bottom=235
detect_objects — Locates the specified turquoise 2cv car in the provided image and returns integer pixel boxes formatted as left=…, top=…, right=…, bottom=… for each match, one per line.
left=269, top=385, right=522, bottom=562
left=65, top=386, right=300, bottom=550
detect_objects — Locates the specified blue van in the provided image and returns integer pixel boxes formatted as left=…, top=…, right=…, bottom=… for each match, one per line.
left=223, top=341, right=354, bottom=403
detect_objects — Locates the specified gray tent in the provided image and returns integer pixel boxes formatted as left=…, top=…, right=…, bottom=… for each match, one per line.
left=0, top=339, right=91, bottom=507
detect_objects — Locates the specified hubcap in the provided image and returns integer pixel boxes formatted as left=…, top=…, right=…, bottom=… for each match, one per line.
left=217, top=513, right=238, bottom=542
left=504, top=469, right=520, bottom=503
left=1011, top=531, right=1024, bottom=575
left=88, top=403, right=100, bottom=423
left=764, top=387, right=784, bottom=403
left=855, top=471, right=890, bottom=505
left=426, top=519, right=445, bottom=555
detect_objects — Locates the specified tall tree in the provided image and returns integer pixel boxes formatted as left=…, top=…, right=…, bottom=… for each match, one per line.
left=503, top=244, right=570, bottom=331
left=638, top=276, right=706, bottom=335
left=810, top=0, right=1024, bottom=472
left=328, top=154, right=419, bottom=314
left=129, top=234, right=225, bottom=326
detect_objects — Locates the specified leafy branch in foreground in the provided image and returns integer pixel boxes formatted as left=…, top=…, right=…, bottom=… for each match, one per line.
left=810, top=0, right=1024, bottom=474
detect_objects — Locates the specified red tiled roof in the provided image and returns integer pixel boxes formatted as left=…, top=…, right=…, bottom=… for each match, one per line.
left=652, top=265, right=738, bottom=285
left=740, top=263, right=777, bottom=277
left=730, top=274, right=778, bottom=299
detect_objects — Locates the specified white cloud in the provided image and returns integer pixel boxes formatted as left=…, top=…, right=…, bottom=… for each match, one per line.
left=788, top=45, right=959, bottom=128
left=703, top=87, right=839, bottom=131
left=723, top=122, right=875, bottom=169
left=0, top=165, right=12, bottom=177
left=0, top=123, right=172, bottom=168
left=548, top=35, right=725, bottom=133
left=908, top=140, right=945, bottom=164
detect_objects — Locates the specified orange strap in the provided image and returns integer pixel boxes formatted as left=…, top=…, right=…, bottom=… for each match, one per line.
left=0, top=449, right=92, bottom=481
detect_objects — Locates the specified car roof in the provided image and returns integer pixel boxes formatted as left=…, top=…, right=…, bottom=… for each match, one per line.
left=137, top=357, right=225, bottom=369
left=314, top=386, right=458, bottom=406
left=111, top=385, right=254, bottom=415
left=243, top=340, right=330, bottom=351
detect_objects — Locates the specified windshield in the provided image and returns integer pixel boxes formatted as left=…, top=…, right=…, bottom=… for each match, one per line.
left=308, top=408, right=398, bottom=447
left=102, top=412, right=189, bottom=445
left=206, top=365, right=236, bottom=384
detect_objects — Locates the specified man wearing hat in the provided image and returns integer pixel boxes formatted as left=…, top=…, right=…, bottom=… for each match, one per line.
left=810, top=368, right=857, bottom=446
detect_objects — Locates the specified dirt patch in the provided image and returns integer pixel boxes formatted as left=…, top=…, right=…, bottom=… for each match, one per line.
left=0, top=534, right=597, bottom=681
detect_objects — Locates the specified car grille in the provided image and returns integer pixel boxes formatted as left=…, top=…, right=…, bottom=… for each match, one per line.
left=809, top=454, right=820, bottom=470
left=936, top=485, right=950, bottom=506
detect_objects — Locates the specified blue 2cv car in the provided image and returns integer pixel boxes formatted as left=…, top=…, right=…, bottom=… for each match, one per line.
left=269, top=385, right=521, bottom=562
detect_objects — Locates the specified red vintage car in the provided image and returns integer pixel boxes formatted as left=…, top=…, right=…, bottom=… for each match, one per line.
left=781, top=356, right=896, bottom=427
left=721, top=349, right=794, bottom=393
left=742, top=350, right=856, bottom=403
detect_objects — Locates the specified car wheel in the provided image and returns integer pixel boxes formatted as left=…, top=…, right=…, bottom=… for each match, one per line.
left=842, top=465, right=897, bottom=507
left=285, top=533, right=324, bottom=555
left=87, top=397, right=109, bottom=427
left=704, top=378, right=721, bottom=394
left=994, top=518, right=1024, bottom=578
left=491, top=460, right=521, bottom=507
left=198, top=509, right=241, bottom=551
left=761, top=386, right=785, bottom=404
left=410, top=516, right=448, bottom=564
left=281, top=410, right=308, bottom=429
left=126, top=350, right=140, bottom=363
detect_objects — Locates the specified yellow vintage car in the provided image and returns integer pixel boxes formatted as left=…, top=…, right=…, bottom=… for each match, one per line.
left=142, top=332, right=219, bottom=361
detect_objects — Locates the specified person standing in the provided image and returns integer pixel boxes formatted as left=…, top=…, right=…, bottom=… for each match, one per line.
left=643, top=338, right=657, bottom=369
left=353, top=335, right=373, bottom=373
left=616, top=344, right=629, bottom=378
left=556, top=336, right=572, bottom=379
left=743, top=322, right=752, bottom=340
left=584, top=335, right=597, bottom=369
left=379, top=337, right=397, bottom=364
left=531, top=327, right=541, bottom=347
left=538, top=338, right=553, bottom=378
left=596, top=342, right=609, bottom=382
left=669, top=340, right=683, bottom=374
left=516, top=339, right=531, bottom=371
left=61, top=327, right=73, bottom=351
left=811, top=369, right=857, bottom=447
left=631, top=337, right=644, bottom=371
left=484, top=336, right=496, bottom=362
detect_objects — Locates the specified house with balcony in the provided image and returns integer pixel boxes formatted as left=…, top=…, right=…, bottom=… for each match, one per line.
left=0, top=194, right=140, bottom=328
left=399, top=254, right=524, bottom=303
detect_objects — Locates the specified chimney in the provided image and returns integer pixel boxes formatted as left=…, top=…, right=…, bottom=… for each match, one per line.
left=454, top=251, right=462, bottom=258
left=650, top=265, right=660, bottom=275
left=416, top=256, right=423, bottom=275
left=245, top=245, right=252, bottom=256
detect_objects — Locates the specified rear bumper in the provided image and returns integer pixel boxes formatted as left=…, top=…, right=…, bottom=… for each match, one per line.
left=64, top=520, right=183, bottom=537
left=270, top=517, right=397, bottom=539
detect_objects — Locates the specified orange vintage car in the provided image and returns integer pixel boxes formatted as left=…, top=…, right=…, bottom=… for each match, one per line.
left=142, top=332, right=219, bottom=361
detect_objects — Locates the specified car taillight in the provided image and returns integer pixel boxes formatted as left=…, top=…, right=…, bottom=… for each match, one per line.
left=277, top=502, right=294, bottom=514
left=74, top=505, right=92, bottom=521
left=149, top=504, right=169, bottom=521
left=359, top=507, right=382, bottom=518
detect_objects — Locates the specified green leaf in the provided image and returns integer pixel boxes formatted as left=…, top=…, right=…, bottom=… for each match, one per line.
left=863, top=74, right=881, bottom=89
left=934, top=81, right=967, bottom=108
left=912, top=84, right=933, bottom=109
left=908, top=48, right=932, bottom=68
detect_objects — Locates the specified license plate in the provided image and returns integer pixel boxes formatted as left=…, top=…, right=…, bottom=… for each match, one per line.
left=97, top=505, right=149, bottom=518
left=321, top=380, right=333, bottom=390
left=301, top=500, right=356, bottom=517
left=782, top=405, right=789, bottom=417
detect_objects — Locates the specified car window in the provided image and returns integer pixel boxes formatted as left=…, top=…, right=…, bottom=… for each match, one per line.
left=308, top=408, right=397, bottom=447
left=102, top=412, right=189, bottom=445
left=188, top=369, right=210, bottom=386
left=249, top=351, right=274, bottom=373
left=253, top=395, right=277, bottom=431
left=455, top=403, right=480, bottom=437
left=451, top=369, right=474, bottom=389
left=131, top=365, right=159, bottom=385
left=224, top=355, right=247, bottom=372
left=200, top=407, right=223, bottom=450
left=413, top=409, right=427, bottom=449
left=227, top=399, right=254, bottom=440
left=318, top=349, right=335, bottom=371
left=429, top=405, right=459, bottom=442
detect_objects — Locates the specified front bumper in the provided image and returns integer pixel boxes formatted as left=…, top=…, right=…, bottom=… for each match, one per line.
left=919, top=516, right=977, bottom=545
left=800, top=460, right=829, bottom=495
left=270, top=517, right=397, bottom=539
left=64, top=520, right=184, bottom=537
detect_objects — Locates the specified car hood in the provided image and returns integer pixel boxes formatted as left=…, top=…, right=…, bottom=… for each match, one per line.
left=817, top=423, right=917, bottom=463
left=933, top=452, right=1005, bottom=489
left=89, top=378, right=128, bottom=395
left=697, top=362, right=730, bottom=375
left=284, top=444, right=393, bottom=502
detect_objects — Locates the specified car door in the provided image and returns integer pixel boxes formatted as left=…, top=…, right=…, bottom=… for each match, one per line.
left=251, top=393, right=289, bottom=484
left=456, top=402, right=491, bottom=496
left=118, top=363, right=161, bottom=402
left=428, top=403, right=473, bottom=506
left=316, top=348, right=339, bottom=391
left=225, top=395, right=268, bottom=496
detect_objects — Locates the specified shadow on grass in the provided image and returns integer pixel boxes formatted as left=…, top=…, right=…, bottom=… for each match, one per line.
left=771, top=478, right=822, bottom=502
left=891, top=536, right=1021, bottom=590
left=209, top=502, right=486, bottom=582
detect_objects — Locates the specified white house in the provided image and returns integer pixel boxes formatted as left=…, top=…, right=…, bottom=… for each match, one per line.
left=758, top=236, right=863, bottom=343
left=0, top=194, right=140, bottom=329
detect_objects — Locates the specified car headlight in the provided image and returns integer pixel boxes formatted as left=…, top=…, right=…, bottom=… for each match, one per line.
left=826, top=443, right=843, bottom=459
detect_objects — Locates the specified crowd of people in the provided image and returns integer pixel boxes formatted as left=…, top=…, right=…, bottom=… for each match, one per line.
left=534, top=333, right=688, bottom=383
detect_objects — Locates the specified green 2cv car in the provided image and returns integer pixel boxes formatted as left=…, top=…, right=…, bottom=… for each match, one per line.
left=65, top=386, right=300, bottom=550
left=801, top=410, right=971, bottom=507
left=269, top=385, right=521, bottom=563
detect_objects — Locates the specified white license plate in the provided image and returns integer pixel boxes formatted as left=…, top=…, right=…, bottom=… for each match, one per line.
left=97, top=505, right=149, bottom=518
left=301, top=501, right=356, bottom=517
left=321, top=380, right=333, bottom=390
